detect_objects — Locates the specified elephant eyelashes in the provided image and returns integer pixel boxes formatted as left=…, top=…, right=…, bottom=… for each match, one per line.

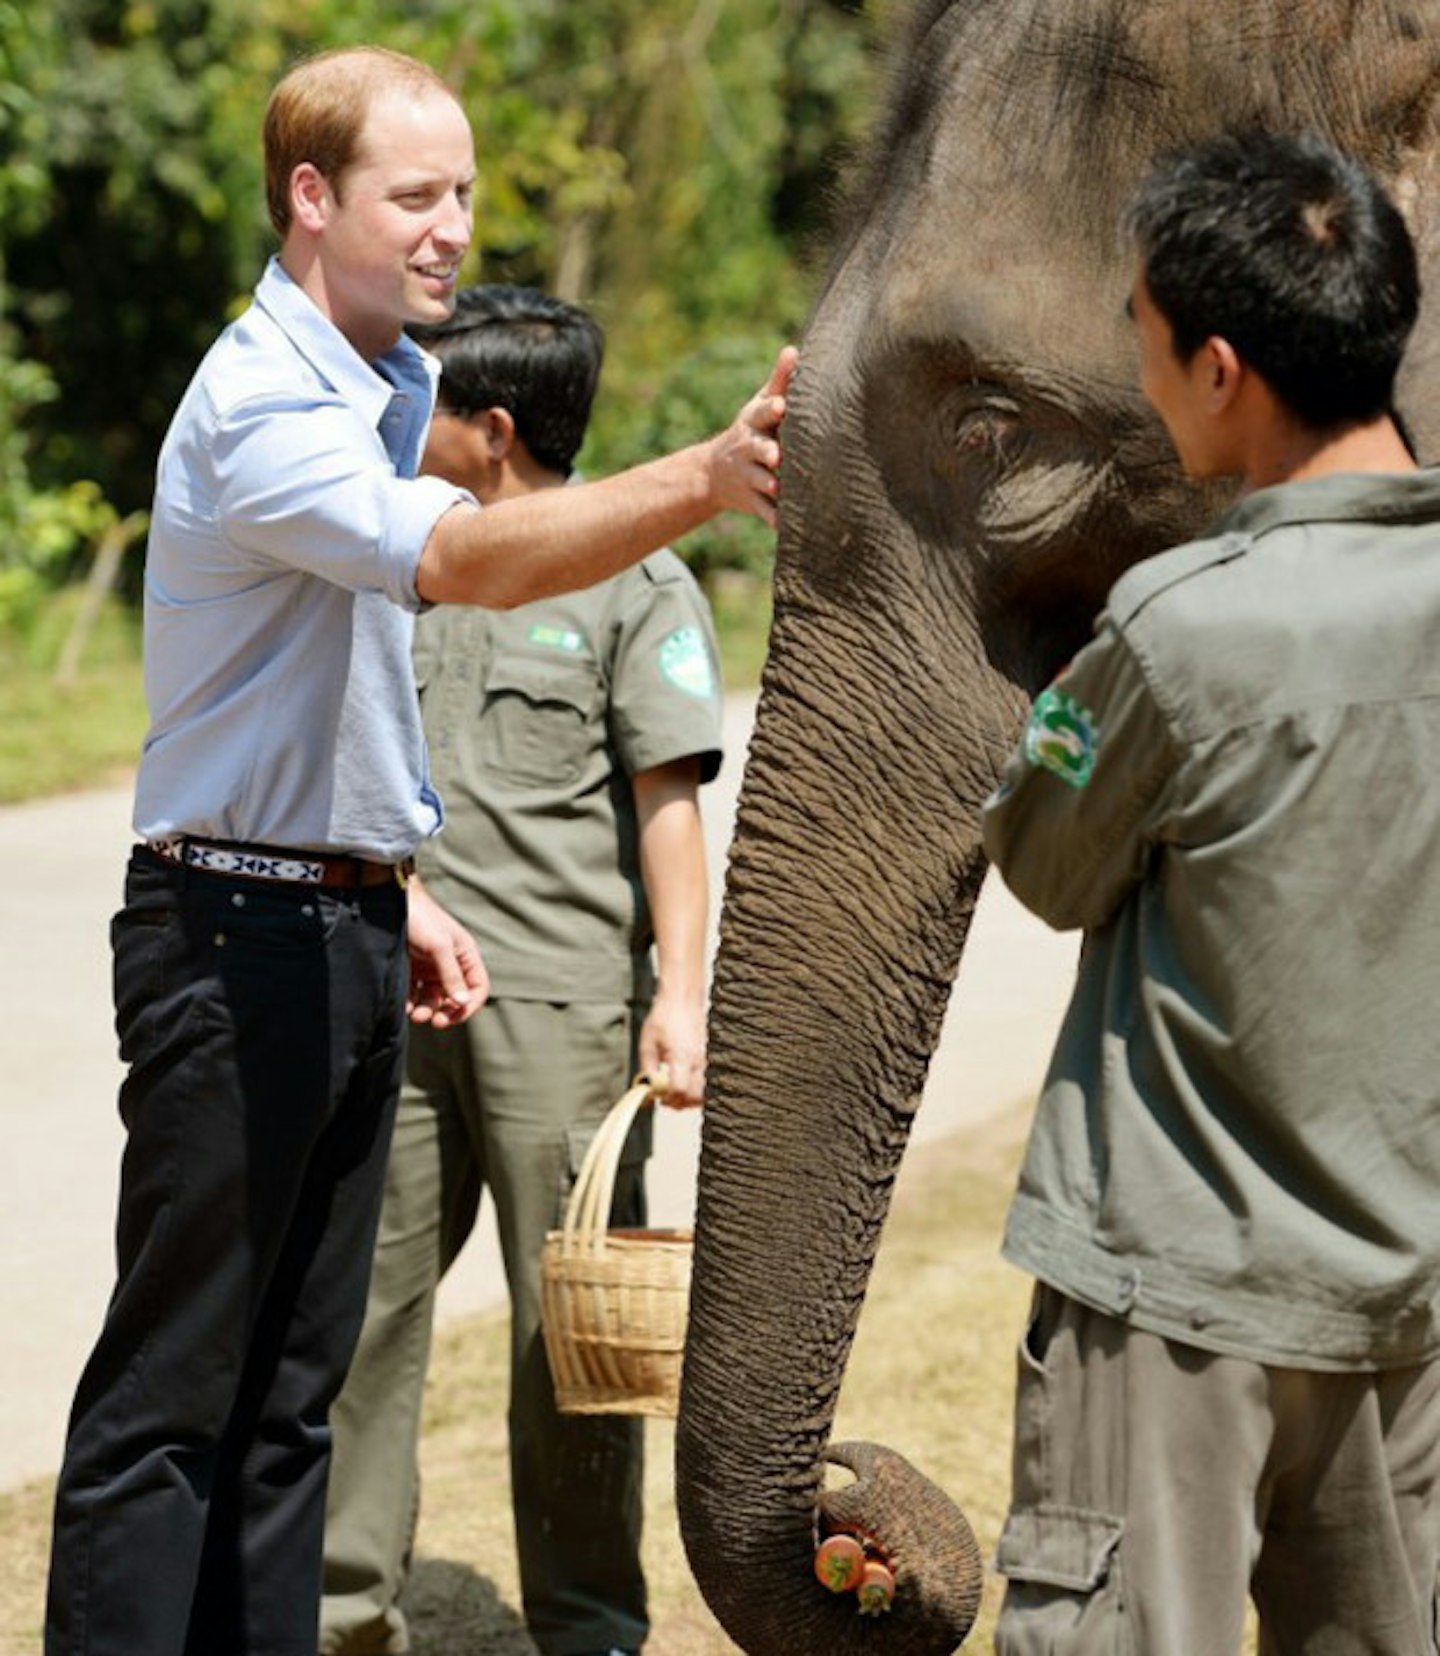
left=952, top=399, right=1023, bottom=463
left=933, top=387, right=1029, bottom=489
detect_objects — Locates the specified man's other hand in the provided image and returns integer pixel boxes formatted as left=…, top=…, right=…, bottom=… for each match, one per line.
left=406, top=875, right=489, bottom=1027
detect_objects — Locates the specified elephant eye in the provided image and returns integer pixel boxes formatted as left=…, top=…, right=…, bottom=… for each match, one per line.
left=940, top=382, right=1026, bottom=477
left=953, top=397, right=1023, bottom=460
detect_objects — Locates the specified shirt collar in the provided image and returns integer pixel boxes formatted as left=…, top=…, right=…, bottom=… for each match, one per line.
left=251, top=256, right=440, bottom=430
left=1212, top=465, right=1440, bottom=541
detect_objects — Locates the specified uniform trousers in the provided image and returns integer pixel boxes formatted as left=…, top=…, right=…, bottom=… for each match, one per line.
left=994, top=1283, right=1440, bottom=1655
left=45, top=848, right=408, bottom=1656
left=321, top=995, right=649, bottom=1656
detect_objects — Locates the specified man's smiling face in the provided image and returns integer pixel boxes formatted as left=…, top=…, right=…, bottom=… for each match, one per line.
left=317, top=86, right=476, bottom=359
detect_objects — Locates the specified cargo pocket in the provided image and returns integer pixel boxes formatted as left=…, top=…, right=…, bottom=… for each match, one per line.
left=478, top=654, right=600, bottom=788
left=993, top=1505, right=1130, bottom=1655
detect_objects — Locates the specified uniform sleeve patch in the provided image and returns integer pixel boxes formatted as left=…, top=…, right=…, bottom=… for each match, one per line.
left=659, top=625, right=716, bottom=699
left=1023, top=685, right=1099, bottom=788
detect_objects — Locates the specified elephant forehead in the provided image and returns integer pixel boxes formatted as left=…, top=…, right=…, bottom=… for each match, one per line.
left=869, top=203, right=1134, bottom=389
left=824, top=111, right=1138, bottom=384
left=825, top=0, right=1440, bottom=393
left=833, top=4, right=1148, bottom=374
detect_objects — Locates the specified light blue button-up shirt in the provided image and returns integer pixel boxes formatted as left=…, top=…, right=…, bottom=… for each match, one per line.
left=133, top=258, right=473, bottom=859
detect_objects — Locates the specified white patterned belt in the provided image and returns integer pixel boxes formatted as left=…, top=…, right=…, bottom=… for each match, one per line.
left=146, top=837, right=413, bottom=889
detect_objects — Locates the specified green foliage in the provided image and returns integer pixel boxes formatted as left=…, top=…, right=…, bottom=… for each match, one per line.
left=0, top=311, right=118, bottom=623
left=0, top=480, right=118, bottom=631
left=0, top=587, right=147, bottom=800
left=0, top=0, right=63, bottom=235
left=586, top=332, right=788, bottom=584
left=0, top=0, right=885, bottom=675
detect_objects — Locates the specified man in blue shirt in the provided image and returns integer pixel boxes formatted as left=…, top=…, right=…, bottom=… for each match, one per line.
left=44, top=44, right=791, bottom=1656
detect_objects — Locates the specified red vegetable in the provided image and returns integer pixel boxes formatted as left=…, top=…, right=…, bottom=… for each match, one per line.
left=813, top=1533, right=867, bottom=1594
left=857, top=1558, right=896, bottom=1616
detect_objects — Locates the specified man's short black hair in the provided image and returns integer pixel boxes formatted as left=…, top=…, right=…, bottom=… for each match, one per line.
left=410, top=285, right=605, bottom=476
left=1126, top=130, right=1420, bottom=430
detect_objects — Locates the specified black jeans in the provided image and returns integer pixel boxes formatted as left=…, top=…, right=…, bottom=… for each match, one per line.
left=46, top=848, right=408, bottom=1656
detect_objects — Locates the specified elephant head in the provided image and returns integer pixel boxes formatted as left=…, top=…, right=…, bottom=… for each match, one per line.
left=676, top=3, right=1440, bottom=1651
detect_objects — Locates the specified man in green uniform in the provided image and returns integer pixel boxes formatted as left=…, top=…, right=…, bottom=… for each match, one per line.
left=320, top=286, right=723, bottom=1656
left=983, top=132, right=1440, bottom=1651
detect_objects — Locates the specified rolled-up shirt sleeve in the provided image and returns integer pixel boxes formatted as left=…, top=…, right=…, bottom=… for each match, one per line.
left=982, top=616, right=1179, bottom=932
left=211, top=392, right=472, bottom=611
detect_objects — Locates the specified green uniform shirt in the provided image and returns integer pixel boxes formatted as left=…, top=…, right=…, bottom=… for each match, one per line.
left=415, top=549, right=723, bottom=1003
left=983, top=468, right=1440, bottom=1371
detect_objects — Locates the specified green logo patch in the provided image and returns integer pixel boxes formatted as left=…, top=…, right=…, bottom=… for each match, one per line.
left=527, top=623, right=584, bottom=654
left=659, top=626, right=716, bottom=699
left=1024, top=685, right=1099, bottom=788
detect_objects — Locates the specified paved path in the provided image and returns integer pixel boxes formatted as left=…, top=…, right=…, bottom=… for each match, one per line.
left=0, top=692, right=1077, bottom=1490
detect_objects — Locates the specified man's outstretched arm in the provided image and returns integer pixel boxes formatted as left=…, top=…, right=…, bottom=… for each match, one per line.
left=416, top=347, right=797, bottom=608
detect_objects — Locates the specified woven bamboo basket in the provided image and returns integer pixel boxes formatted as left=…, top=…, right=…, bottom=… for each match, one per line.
left=540, top=1074, right=692, bottom=1417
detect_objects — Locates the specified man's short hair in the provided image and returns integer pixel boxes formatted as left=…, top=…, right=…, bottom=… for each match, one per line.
left=410, top=286, right=605, bottom=477
left=1126, top=130, right=1420, bottom=430
left=263, top=47, right=456, bottom=240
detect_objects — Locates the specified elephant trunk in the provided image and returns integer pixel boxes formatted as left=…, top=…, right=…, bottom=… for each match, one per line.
left=677, top=611, right=1018, bottom=1653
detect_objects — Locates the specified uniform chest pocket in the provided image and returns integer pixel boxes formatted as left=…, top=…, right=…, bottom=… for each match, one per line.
left=478, top=654, right=602, bottom=789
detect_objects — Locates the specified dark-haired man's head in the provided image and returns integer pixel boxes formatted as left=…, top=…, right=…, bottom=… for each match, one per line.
left=1126, top=130, right=1419, bottom=442
left=409, top=285, right=604, bottom=483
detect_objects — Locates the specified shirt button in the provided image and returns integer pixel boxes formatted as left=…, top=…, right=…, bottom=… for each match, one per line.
left=231, top=892, right=246, bottom=908
left=1116, top=1269, right=1141, bottom=1311
left=1189, top=1306, right=1213, bottom=1331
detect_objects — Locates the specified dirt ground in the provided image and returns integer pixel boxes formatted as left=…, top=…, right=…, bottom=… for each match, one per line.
left=0, top=1107, right=1038, bottom=1656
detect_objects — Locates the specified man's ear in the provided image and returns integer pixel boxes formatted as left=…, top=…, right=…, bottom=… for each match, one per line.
left=290, top=163, right=330, bottom=233
left=478, top=407, right=517, bottom=462
left=1201, top=335, right=1245, bottom=413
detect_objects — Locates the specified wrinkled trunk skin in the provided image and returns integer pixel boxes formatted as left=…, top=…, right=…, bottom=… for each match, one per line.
left=678, top=4, right=1440, bottom=1652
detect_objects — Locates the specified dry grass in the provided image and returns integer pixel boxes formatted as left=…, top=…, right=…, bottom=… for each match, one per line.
left=0, top=612, right=147, bottom=804
left=0, top=580, right=769, bottom=805
left=0, top=1103, right=1254, bottom=1654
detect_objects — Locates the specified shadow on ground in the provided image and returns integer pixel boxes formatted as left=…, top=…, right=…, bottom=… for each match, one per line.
left=401, top=1557, right=537, bottom=1655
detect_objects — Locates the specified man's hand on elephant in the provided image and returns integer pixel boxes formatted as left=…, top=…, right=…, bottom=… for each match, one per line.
left=707, top=345, right=799, bottom=527
left=405, top=874, right=489, bottom=1028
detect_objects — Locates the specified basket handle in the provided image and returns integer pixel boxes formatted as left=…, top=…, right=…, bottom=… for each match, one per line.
left=561, top=1069, right=669, bottom=1257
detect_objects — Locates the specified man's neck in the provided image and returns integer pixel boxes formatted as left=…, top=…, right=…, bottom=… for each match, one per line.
left=1242, top=413, right=1418, bottom=491
left=488, top=454, right=567, bottom=502
left=277, top=245, right=402, bottom=363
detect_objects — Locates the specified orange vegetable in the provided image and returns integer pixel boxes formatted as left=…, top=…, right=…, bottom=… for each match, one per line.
left=813, top=1533, right=867, bottom=1594
left=857, top=1558, right=896, bottom=1616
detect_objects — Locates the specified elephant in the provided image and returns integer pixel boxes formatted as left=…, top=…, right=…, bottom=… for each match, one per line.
left=674, top=2, right=1440, bottom=1652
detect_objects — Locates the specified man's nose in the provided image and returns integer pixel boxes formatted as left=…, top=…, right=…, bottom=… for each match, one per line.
left=435, top=194, right=472, bottom=250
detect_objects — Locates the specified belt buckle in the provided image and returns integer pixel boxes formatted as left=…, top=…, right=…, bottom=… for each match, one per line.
left=395, top=857, right=415, bottom=890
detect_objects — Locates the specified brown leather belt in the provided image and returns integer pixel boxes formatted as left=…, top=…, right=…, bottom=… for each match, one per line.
left=146, top=836, right=414, bottom=890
